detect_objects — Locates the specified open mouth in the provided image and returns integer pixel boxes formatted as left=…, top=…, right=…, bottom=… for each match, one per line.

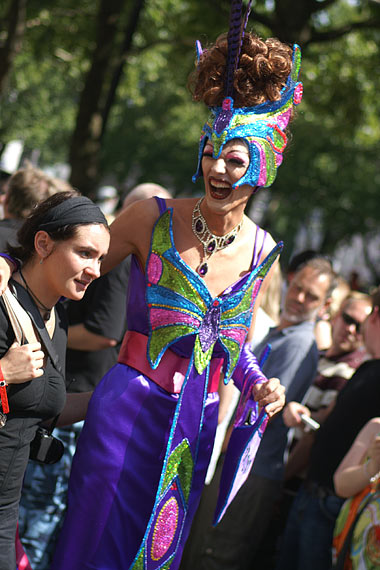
left=75, top=279, right=91, bottom=291
left=209, top=178, right=232, bottom=200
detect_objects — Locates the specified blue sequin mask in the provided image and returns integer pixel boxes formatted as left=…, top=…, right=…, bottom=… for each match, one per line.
left=193, top=44, right=303, bottom=190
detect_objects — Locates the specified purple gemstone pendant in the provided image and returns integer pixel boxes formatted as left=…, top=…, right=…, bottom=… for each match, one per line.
left=195, top=219, right=203, bottom=233
left=207, top=240, right=216, bottom=253
left=224, top=235, right=235, bottom=246
left=192, top=197, right=243, bottom=279
left=198, top=262, right=208, bottom=277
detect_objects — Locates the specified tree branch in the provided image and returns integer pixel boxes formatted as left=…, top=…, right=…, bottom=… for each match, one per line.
left=101, top=0, right=145, bottom=138
left=250, top=9, right=275, bottom=32
left=310, top=0, right=338, bottom=14
left=306, top=17, right=380, bottom=45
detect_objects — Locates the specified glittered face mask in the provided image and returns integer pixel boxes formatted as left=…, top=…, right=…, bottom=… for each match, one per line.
left=193, top=44, right=303, bottom=190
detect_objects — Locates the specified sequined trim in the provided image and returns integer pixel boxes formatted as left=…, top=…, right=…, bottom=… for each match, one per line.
left=193, top=44, right=303, bottom=189
left=145, top=207, right=283, bottom=378
left=151, top=497, right=179, bottom=561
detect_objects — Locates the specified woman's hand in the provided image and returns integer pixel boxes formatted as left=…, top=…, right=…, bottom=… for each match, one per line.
left=1, top=341, right=45, bottom=383
left=282, top=401, right=310, bottom=428
left=252, top=377, right=285, bottom=418
left=0, top=257, right=14, bottom=295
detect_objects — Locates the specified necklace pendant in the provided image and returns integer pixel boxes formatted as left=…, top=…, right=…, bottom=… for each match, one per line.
left=195, top=219, right=204, bottom=234
left=0, top=412, right=7, bottom=428
left=224, top=234, right=236, bottom=246
left=192, top=198, right=244, bottom=278
left=197, top=262, right=208, bottom=277
left=206, top=240, right=216, bottom=254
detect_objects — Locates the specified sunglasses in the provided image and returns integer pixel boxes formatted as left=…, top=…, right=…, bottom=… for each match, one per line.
left=341, top=312, right=362, bottom=333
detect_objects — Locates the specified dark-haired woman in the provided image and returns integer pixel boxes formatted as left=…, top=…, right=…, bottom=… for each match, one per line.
left=0, top=191, right=110, bottom=569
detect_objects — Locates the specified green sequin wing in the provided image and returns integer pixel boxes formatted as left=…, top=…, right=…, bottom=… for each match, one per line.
left=219, top=242, right=283, bottom=378
left=146, top=210, right=211, bottom=369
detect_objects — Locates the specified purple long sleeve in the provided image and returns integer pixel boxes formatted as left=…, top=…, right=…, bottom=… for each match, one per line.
left=232, top=343, right=268, bottom=392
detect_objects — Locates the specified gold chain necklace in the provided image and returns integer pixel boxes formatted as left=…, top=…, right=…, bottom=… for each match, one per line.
left=191, top=198, right=243, bottom=277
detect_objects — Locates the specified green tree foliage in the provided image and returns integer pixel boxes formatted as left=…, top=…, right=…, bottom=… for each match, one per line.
left=0, top=0, right=26, bottom=94
left=68, top=0, right=146, bottom=197
left=0, top=0, right=379, bottom=255
left=266, top=24, right=380, bottom=258
left=0, top=0, right=97, bottom=163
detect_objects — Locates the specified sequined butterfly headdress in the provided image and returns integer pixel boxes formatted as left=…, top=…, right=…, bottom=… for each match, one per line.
left=193, top=0, right=303, bottom=190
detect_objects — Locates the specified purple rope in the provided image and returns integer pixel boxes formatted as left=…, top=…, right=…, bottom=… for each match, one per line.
left=225, top=0, right=243, bottom=97
left=237, top=0, right=253, bottom=62
left=225, top=0, right=253, bottom=98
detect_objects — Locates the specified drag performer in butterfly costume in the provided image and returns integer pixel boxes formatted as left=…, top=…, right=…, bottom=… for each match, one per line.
left=48, top=3, right=303, bottom=569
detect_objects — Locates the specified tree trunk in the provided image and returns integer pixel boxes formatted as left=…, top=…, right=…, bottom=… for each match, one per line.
left=0, top=0, right=27, bottom=94
left=69, top=0, right=145, bottom=198
left=101, top=0, right=145, bottom=138
left=254, top=0, right=380, bottom=46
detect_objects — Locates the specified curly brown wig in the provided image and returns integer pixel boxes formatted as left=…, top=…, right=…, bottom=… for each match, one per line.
left=190, top=33, right=293, bottom=107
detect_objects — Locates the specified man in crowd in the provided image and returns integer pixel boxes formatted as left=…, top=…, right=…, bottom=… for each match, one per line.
left=284, top=291, right=372, bottom=484
left=277, top=289, right=380, bottom=570
left=0, top=164, right=62, bottom=249
left=181, top=256, right=336, bottom=570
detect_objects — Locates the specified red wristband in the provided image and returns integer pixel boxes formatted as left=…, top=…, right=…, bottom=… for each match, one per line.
left=0, top=364, right=9, bottom=414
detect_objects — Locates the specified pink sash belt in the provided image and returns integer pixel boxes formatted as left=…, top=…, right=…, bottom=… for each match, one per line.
left=118, top=331, right=222, bottom=394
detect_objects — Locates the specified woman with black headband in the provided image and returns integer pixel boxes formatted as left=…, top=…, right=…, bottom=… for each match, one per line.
left=0, top=191, right=109, bottom=569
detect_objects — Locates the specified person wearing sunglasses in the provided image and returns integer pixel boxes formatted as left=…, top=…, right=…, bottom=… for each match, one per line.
left=285, top=291, right=372, bottom=439
left=341, top=310, right=363, bottom=333
left=279, top=291, right=378, bottom=570
left=284, top=292, right=372, bottom=485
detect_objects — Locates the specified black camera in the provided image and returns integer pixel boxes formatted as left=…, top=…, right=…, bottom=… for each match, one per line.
left=29, top=427, right=64, bottom=464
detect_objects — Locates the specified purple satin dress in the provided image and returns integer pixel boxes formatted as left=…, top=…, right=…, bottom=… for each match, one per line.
left=51, top=199, right=278, bottom=570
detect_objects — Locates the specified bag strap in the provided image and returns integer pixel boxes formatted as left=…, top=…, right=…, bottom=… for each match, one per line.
left=333, top=489, right=380, bottom=570
left=2, top=287, right=37, bottom=345
left=8, top=281, right=63, bottom=377
left=2, top=282, right=64, bottom=434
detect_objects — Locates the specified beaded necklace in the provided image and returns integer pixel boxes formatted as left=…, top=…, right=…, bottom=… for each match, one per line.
left=191, top=198, right=243, bottom=277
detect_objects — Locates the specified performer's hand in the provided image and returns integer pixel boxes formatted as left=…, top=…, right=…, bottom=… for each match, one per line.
left=252, top=377, right=285, bottom=418
left=282, top=401, right=310, bottom=427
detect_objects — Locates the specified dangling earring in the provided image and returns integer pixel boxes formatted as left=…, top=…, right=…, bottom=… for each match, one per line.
left=40, top=258, right=44, bottom=265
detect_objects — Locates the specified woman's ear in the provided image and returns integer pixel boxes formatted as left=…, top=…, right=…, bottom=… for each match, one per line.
left=34, top=230, right=55, bottom=262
